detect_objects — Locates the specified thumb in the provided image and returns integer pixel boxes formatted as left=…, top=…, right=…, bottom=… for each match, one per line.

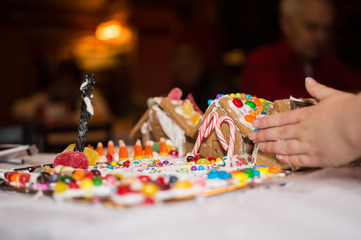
left=305, top=77, right=339, bottom=101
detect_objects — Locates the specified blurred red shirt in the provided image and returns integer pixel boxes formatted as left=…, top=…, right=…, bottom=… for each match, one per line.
left=242, top=39, right=360, bottom=101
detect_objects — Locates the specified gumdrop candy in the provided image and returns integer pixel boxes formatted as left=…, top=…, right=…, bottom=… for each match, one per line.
left=53, top=151, right=89, bottom=169
left=167, top=87, right=183, bottom=101
left=186, top=93, right=203, bottom=114
left=62, top=144, right=98, bottom=166
left=189, top=111, right=200, bottom=125
left=181, top=101, right=194, bottom=117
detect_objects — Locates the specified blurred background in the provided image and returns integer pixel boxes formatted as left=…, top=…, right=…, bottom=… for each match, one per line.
left=0, top=0, right=360, bottom=152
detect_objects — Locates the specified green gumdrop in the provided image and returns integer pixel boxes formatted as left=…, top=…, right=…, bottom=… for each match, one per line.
left=147, top=98, right=154, bottom=107
left=261, top=100, right=272, bottom=112
left=245, top=100, right=256, bottom=109
left=152, top=142, right=160, bottom=152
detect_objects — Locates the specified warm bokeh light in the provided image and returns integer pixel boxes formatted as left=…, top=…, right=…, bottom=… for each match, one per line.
left=95, top=20, right=131, bottom=44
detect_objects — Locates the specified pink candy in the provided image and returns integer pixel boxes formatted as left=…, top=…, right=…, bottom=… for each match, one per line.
left=53, top=151, right=89, bottom=169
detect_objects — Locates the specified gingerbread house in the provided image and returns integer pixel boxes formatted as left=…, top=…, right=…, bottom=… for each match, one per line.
left=191, top=95, right=317, bottom=170
left=130, top=91, right=202, bottom=157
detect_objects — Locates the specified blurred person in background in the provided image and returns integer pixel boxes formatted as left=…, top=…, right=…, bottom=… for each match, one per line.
left=242, top=0, right=360, bottom=101
left=12, top=60, right=113, bottom=127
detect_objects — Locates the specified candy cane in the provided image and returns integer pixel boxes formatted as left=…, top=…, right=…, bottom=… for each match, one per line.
left=192, top=111, right=219, bottom=156
left=215, top=115, right=235, bottom=159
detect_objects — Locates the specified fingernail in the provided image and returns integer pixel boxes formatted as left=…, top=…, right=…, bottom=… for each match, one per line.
left=276, top=154, right=283, bottom=160
left=305, top=77, right=316, bottom=86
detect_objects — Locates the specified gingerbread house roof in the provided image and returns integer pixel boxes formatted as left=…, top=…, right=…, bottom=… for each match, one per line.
left=130, top=97, right=199, bottom=139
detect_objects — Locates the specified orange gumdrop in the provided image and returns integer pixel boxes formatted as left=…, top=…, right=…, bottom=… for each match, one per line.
left=253, top=99, right=262, bottom=107
left=245, top=115, right=256, bottom=123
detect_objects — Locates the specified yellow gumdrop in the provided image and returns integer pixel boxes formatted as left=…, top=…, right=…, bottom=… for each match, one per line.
left=62, top=143, right=98, bottom=166
left=80, top=178, right=94, bottom=191
left=55, top=182, right=67, bottom=193
left=141, top=182, right=159, bottom=197
left=181, top=101, right=193, bottom=117
left=189, top=112, right=201, bottom=125
left=174, top=180, right=192, bottom=189
left=166, top=145, right=173, bottom=152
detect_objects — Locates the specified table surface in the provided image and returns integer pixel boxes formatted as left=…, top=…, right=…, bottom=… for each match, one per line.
left=1, top=154, right=361, bottom=240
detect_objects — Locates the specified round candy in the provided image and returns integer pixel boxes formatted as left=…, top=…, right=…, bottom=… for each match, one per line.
left=138, top=175, right=150, bottom=183
left=90, top=169, right=101, bottom=177
left=68, top=182, right=79, bottom=189
left=268, top=167, right=281, bottom=174
left=245, top=115, right=256, bottom=123
left=246, top=94, right=253, bottom=98
left=53, top=151, right=89, bottom=169
left=141, top=182, right=159, bottom=197
left=93, top=177, right=102, bottom=186
left=169, top=175, right=178, bottom=184
left=181, top=168, right=189, bottom=173
left=72, top=170, right=85, bottom=181
left=253, top=99, right=262, bottom=107
left=174, top=180, right=192, bottom=189
left=123, top=160, right=130, bottom=168
left=191, top=166, right=197, bottom=171
left=80, top=178, right=94, bottom=191
left=105, top=174, right=118, bottom=184
left=117, top=185, right=131, bottom=195
left=54, top=182, right=67, bottom=193
left=10, top=173, right=21, bottom=182
left=198, top=166, right=205, bottom=170
left=19, top=173, right=30, bottom=184
left=232, top=98, right=244, bottom=108
left=216, top=94, right=222, bottom=99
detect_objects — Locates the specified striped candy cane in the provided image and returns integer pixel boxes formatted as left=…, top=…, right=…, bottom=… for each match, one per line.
left=192, top=111, right=219, bottom=156
left=215, top=115, right=235, bottom=159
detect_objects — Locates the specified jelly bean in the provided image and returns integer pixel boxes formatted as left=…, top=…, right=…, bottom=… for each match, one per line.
left=216, top=158, right=222, bottom=162
left=230, top=93, right=236, bottom=98
left=232, top=172, right=248, bottom=181
left=169, top=176, right=178, bottom=184
left=211, top=168, right=218, bottom=172
left=253, top=99, right=262, bottom=107
left=207, top=172, right=217, bottom=179
left=268, top=167, right=281, bottom=174
left=250, top=112, right=256, bottom=117
left=182, top=168, right=189, bottom=173
left=258, top=98, right=266, bottom=103
left=138, top=175, right=150, bottom=183
left=245, top=100, right=256, bottom=109
left=246, top=94, right=253, bottom=98
left=93, top=177, right=102, bottom=186
left=105, top=174, right=118, bottom=184
left=216, top=94, right=222, bottom=99
left=10, top=173, right=21, bottom=182
left=106, top=155, right=113, bottom=161
left=55, top=182, right=67, bottom=193
left=191, top=166, right=197, bottom=171
left=123, top=160, right=130, bottom=168
left=19, top=173, right=30, bottom=184
left=253, top=170, right=260, bottom=177
left=4, top=171, right=16, bottom=181
left=80, top=178, right=94, bottom=191
left=107, top=165, right=113, bottom=169
left=198, top=166, right=205, bottom=170
left=72, top=170, right=85, bottom=181
left=117, top=185, right=131, bottom=195
left=163, top=160, right=169, bottom=165
left=155, top=177, right=165, bottom=186
left=240, top=93, right=246, bottom=97
left=245, top=171, right=254, bottom=178
left=258, top=107, right=264, bottom=112
left=143, top=197, right=155, bottom=205
left=174, top=180, right=192, bottom=189
left=233, top=98, right=244, bottom=108
left=245, top=115, right=256, bottom=123
left=110, top=161, right=117, bottom=166
left=141, top=182, right=159, bottom=196
left=208, top=99, right=213, bottom=105
left=254, top=110, right=260, bottom=115
left=68, top=182, right=79, bottom=189
left=217, top=171, right=232, bottom=180
left=187, top=162, right=194, bottom=166
left=90, top=169, right=101, bottom=177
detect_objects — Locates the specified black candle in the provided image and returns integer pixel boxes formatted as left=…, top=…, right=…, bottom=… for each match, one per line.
left=74, top=74, right=95, bottom=152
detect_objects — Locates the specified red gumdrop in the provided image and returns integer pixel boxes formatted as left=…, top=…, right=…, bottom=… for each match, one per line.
left=19, top=173, right=30, bottom=184
left=53, top=151, right=89, bottom=169
left=233, top=98, right=244, bottom=108
left=167, top=88, right=183, bottom=101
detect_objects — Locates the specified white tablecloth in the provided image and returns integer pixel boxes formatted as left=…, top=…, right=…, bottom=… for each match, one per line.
left=1, top=154, right=361, bottom=240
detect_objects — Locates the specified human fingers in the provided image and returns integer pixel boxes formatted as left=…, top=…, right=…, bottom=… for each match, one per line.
left=275, top=154, right=315, bottom=167
left=305, top=77, right=341, bottom=101
left=258, top=139, right=305, bottom=155
left=253, top=108, right=302, bottom=129
left=249, top=124, right=299, bottom=142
